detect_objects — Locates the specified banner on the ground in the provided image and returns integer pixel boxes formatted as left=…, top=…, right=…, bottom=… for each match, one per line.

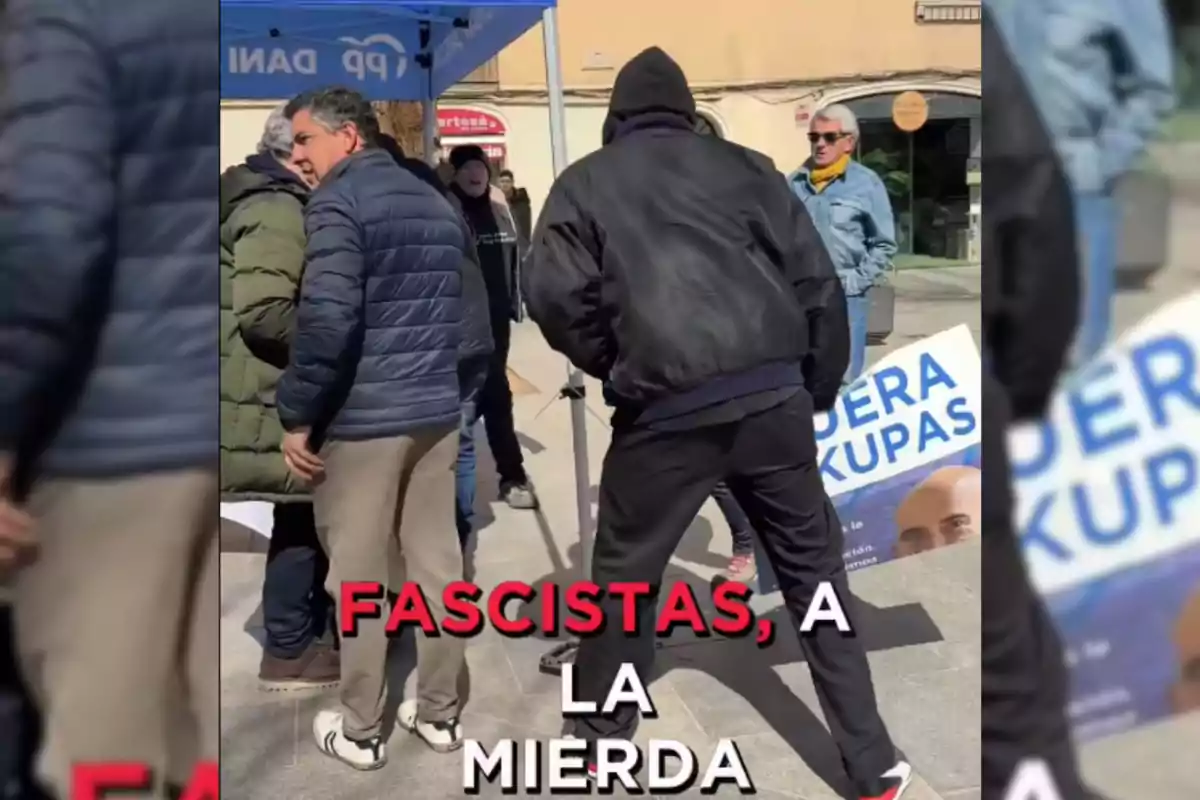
left=1012, top=291, right=1200, bottom=742
left=756, top=324, right=983, bottom=589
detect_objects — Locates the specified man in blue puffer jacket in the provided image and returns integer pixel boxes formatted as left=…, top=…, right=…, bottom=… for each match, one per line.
left=276, top=87, right=470, bottom=770
left=0, top=0, right=218, bottom=796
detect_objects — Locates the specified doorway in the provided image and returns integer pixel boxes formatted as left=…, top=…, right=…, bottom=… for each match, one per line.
left=842, top=91, right=981, bottom=264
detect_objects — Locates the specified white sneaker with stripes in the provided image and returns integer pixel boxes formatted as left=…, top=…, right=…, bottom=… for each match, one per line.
left=313, top=709, right=386, bottom=771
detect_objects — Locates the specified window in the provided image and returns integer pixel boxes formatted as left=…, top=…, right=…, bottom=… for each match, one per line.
left=914, top=1, right=981, bottom=24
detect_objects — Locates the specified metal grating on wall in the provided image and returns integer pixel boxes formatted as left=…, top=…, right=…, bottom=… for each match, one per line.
left=914, top=2, right=981, bottom=23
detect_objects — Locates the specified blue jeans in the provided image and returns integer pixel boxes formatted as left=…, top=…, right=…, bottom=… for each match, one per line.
left=1074, top=191, right=1117, bottom=363
left=711, top=481, right=754, bottom=555
left=456, top=355, right=490, bottom=547
left=262, top=502, right=332, bottom=658
left=843, top=293, right=871, bottom=385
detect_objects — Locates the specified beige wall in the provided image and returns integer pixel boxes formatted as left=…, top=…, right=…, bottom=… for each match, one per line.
left=221, top=75, right=979, bottom=221
left=221, top=0, right=981, bottom=217
left=485, top=76, right=980, bottom=221
left=493, top=0, right=979, bottom=90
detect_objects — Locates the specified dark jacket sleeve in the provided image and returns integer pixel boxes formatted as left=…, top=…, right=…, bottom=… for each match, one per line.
left=772, top=177, right=850, bottom=411
left=505, top=206, right=525, bottom=323
left=401, top=157, right=449, bottom=196
left=983, top=10, right=1079, bottom=420
left=229, top=193, right=306, bottom=367
left=0, top=0, right=114, bottom=449
left=276, top=192, right=366, bottom=431
left=522, top=177, right=612, bottom=379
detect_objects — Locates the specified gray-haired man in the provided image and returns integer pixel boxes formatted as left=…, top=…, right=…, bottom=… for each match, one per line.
left=790, top=103, right=897, bottom=384
left=277, top=86, right=471, bottom=770
left=220, top=104, right=341, bottom=691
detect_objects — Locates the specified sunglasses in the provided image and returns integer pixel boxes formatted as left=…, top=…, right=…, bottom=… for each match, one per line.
left=808, top=132, right=850, bottom=144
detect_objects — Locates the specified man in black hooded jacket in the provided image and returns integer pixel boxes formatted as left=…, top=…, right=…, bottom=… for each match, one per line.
left=523, top=47, right=912, bottom=800
left=981, top=10, right=1103, bottom=800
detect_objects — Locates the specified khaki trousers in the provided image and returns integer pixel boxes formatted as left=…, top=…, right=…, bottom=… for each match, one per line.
left=313, top=427, right=463, bottom=740
left=12, top=469, right=218, bottom=799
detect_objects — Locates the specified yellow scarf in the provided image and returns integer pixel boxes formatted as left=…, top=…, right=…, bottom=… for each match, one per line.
left=808, top=154, right=850, bottom=193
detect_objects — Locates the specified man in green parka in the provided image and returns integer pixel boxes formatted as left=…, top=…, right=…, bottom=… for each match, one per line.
left=220, top=105, right=340, bottom=689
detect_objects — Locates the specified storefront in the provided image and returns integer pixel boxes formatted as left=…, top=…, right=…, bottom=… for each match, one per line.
left=836, top=89, right=982, bottom=263
left=218, top=78, right=981, bottom=235
left=436, top=106, right=509, bottom=169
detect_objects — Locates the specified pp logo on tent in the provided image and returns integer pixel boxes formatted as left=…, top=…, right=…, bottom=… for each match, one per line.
left=339, top=34, right=408, bottom=82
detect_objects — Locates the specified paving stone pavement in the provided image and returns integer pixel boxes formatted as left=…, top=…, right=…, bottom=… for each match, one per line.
left=220, top=267, right=984, bottom=799
left=221, top=261, right=1197, bottom=799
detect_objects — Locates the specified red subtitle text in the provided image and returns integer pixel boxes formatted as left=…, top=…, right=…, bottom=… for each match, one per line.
left=339, top=580, right=779, bottom=646
left=72, top=761, right=217, bottom=800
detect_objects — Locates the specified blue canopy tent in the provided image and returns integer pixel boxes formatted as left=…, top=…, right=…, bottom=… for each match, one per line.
left=224, top=1, right=559, bottom=159
left=220, top=0, right=595, bottom=627
left=222, top=2, right=546, bottom=98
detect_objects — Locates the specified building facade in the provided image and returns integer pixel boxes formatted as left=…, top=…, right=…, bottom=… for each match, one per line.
left=221, top=0, right=981, bottom=257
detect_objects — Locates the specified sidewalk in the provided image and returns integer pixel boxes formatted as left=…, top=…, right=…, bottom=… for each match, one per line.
left=220, top=269, right=988, bottom=798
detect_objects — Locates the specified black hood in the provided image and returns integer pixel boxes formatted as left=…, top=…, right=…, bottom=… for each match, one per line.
left=603, top=47, right=696, bottom=144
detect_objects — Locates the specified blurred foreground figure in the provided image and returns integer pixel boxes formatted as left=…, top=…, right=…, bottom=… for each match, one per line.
left=448, top=144, right=537, bottom=543
left=981, top=10, right=1103, bottom=800
left=0, top=0, right=218, bottom=796
left=988, top=0, right=1174, bottom=363
left=524, top=47, right=913, bottom=800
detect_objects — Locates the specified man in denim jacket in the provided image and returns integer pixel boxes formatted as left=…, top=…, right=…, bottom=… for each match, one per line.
left=790, top=104, right=897, bottom=384
left=988, top=0, right=1175, bottom=362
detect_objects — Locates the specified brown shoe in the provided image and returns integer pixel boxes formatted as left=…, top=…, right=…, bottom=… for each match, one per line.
left=259, top=642, right=340, bottom=691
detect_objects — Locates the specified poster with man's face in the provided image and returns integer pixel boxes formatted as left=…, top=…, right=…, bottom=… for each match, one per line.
left=1172, top=587, right=1200, bottom=714
left=1013, top=292, right=1200, bottom=744
left=753, top=325, right=983, bottom=583
left=893, top=466, right=982, bottom=558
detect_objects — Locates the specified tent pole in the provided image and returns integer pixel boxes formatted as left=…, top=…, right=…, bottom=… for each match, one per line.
left=541, top=6, right=590, bottom=579
left=537, top=5, right=593, bottom=677
left=421, top=49, right=436, bottom=166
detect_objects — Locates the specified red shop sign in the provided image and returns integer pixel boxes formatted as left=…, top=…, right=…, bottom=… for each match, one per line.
left=437, top=108, right=507, bottom=137
left=440, top=142, right=507, bottom=162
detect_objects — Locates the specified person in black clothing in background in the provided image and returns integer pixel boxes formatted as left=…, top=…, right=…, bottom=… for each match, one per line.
left=524, top=47, right=913, bottom=800
left=449, top=144, right=538, bottom=539
left=497, top=168, right=532, bottom=250
left=981, top=10, right=1104, bottom=800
